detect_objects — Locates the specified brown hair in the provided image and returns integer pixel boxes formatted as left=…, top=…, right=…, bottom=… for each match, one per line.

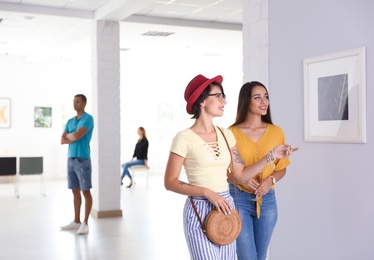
left=139, top=127, right=147, bottom=139
left=231, top=81, right=273, bottom=126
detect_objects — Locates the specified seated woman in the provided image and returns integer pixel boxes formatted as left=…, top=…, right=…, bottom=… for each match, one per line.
left=121, top=127, right=149, bottom=188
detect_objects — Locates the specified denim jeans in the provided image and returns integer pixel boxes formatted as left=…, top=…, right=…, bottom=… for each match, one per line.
left=229, top=184, right=278, bottom=260
left=120, top=159, right=145, bottom=181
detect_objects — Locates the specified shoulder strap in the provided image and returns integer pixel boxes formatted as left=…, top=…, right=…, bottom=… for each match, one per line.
left=217, top=126, right=239, bottom=212
left=190, top=197, right=206, bottom=232
left=217, top=127, right=233, bottom=173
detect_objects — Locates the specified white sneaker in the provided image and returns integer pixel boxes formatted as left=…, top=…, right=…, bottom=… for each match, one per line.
left=77, top=223, right=89, bottom=235
left=60, top=221, right=81, bottom=230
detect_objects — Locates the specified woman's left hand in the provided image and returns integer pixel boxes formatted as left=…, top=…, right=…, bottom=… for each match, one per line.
left=254, top=178, right=272, bottom=196
left=204, top=190, right=233, bottom=215
left=242, top=178, right=260, bottom=191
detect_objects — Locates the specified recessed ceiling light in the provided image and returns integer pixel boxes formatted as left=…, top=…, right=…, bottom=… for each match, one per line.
left=142, top=31, right=174, bottom=37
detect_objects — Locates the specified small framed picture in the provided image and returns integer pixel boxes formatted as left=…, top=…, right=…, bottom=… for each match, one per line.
left=34, top=107, right=52, bottom=128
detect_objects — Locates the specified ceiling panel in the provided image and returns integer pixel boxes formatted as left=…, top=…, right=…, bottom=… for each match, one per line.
left=0, top=0, right=242, bottom=58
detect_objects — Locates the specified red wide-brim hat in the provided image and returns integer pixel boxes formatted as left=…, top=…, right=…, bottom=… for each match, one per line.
left=184, top=74, right=223, bottom=114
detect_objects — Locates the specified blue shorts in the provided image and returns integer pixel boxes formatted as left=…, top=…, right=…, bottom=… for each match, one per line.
left=67, top=158, right=92, bottom=191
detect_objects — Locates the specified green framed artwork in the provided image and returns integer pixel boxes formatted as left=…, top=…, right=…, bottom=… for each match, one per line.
left=34, top=107, right=52, bottom=128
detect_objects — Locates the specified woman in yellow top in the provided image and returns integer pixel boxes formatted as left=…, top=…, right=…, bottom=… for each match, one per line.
left=228, top=81, right=292, bottom=260
left=164, top=75, right=298, bottom=260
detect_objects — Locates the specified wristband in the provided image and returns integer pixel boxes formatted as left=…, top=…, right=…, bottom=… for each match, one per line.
left=270, top=176, right=276, bottom=185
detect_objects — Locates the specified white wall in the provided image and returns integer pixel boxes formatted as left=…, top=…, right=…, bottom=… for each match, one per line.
left=0, top=27, right=242, bottom=181
left=0, top=57, right=92, bottom=180
left=119, top=28, right=243, bottom=175
left=268, top=0, right=374, bottom=259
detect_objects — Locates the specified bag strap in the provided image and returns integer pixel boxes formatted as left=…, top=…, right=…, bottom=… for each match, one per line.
left=217, top=127, right=233, bottom=174
left=190, top=197, right=206, bottom=233
left=217, top=126, right=239, bottom=212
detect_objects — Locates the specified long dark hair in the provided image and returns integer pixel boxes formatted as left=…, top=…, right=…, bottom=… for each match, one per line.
left=231, top=81, right=273, bottom=126
left=191, top=82, right=225, bottom=119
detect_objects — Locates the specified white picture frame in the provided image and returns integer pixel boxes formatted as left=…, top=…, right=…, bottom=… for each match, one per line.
left=303, top=47, right=366, bottom=143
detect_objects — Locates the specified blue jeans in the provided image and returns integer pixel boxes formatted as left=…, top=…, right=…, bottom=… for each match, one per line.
left=120, top=159, right=145, bottom=181
left=229, top=184, right=278, bottom=260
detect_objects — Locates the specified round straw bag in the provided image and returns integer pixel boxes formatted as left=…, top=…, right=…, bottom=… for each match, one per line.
left=204, top=208, right=242, bottom=246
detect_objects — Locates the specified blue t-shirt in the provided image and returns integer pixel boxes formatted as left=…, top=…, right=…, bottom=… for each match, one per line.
left=64, top=112, right=94, bottom=159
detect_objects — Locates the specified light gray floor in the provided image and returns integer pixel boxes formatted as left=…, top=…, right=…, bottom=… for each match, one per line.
left=0, top=174, right=190, bottom=260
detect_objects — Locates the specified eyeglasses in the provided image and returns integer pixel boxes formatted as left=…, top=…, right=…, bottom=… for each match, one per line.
left=207, top=93, right=226, bottom=102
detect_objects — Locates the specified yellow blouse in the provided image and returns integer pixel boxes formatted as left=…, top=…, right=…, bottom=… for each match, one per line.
left=229, top=124, right=290, bottom=193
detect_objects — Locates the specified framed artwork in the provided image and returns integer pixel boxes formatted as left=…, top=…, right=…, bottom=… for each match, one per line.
left=0, top=98, right=11, bottom=128
left=303, top=47, right=366, bottom=143
left=34, top=107, right=52, bottom=128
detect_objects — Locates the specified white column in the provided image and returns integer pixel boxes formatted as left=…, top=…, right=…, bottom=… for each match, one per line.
left=242, top=3, right=271, bottom=259
left=242, top=0, right=269, bottom=86
left=91, top=20, right=122, bottom=218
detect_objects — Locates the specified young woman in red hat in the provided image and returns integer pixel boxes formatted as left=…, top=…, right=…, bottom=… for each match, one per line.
left=164, top=74, right=297, bottom=259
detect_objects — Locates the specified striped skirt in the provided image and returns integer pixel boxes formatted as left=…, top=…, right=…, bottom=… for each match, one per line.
left=183, top=190, right=237, bottom=260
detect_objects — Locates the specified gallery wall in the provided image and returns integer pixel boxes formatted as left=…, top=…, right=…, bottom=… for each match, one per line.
left=0, top=26, right=243, bottom=182
left=119, top=29, right=243, bottom=175
left=267, top=0, right=374, bottom=259
left=0, top=56, right=92, bottom=180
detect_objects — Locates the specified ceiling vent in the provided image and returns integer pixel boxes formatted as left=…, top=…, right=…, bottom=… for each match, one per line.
left=142, top=31, right=174, bottom=37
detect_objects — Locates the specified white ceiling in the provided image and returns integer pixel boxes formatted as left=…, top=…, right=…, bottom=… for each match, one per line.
left=0, top=0, right=243, bottom=59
